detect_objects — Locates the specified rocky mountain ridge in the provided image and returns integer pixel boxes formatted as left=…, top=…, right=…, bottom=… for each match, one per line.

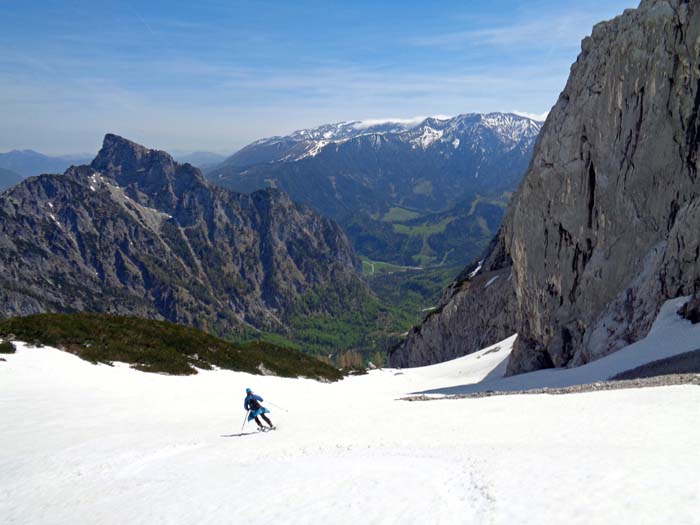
left=391, top=0, right=700, bottom=372
left=223, top=113, right=541, bottom=168
left=0, top=134, right=367, bottom=335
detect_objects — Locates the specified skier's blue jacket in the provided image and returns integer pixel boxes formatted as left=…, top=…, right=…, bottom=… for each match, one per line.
left=244, top=393, right=264, bottom=411
left=245, top=393, right=270, bottom=421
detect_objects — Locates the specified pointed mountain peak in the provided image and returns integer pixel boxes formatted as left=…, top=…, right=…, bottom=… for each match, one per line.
left=92, top=134, right=175, bottom=173
left=89, top=134, right=209, bottom=206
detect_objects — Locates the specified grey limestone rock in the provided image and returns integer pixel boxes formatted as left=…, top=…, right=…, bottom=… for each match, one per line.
left=392, top=0, right=700, bottom=373
left=0, top=134, right=367, bottom=335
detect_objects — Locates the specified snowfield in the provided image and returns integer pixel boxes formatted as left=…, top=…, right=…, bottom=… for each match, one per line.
left=1, top=300, right=699, bottom=524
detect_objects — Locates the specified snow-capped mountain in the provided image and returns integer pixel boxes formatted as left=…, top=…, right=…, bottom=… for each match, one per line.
left=206, top=113, right=542, bottom=267
left=221, top=113, right=541, bottom=168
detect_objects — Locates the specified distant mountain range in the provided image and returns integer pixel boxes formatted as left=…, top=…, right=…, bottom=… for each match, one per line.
left=0, top=150, right=92, bottom=178
left=0, top=148, right=228, bottom=179
left=174, top=151, right=227, bottom=170
left=0, top=167, right=23, bottom=193
left=0, top=134, right=369, bottom=337
left=206, top=113, right=542, bottom=266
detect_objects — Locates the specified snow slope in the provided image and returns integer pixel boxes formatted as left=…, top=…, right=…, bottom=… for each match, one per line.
left=418, top=296, right=700, bottom=396
left=1, top=301, right=699, bottom=524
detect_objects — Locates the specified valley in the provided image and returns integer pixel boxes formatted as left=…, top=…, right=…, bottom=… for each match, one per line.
left=206, top=113, right=540, bottom=269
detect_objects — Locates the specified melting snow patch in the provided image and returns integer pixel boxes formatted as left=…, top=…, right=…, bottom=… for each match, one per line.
left=296, top=140, right=329, bottom=160
left=484, top=275, right=499, bottom=288
left=412, top=127, right=444, bottom=149
left=48, top=214, right=62, bottom=229
left=468, top=260, right=483, bottom=279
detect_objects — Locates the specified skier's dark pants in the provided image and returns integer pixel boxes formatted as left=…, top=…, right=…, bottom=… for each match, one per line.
left=255, top=414, right=273, bottom=427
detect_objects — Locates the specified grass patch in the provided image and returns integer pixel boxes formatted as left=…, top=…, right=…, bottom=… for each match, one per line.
left=0, top=313, right=342, bottom=381
left=361, top=257, right=423, bottom=276
left=392, top=216, right=456, bottom=236
left=467, top=194, right=509, bottom=215
left=412, top=180, right=433, bottom=196
left=368, top=265, right=460, bottom=327
left=228, top=292, right=409, bottom=366
left=381, top=206, right=422, bottom=223
left=0, top=340, right=16, bottom=354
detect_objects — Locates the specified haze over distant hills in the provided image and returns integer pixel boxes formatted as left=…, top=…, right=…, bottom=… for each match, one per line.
left=206, top=112, right=542, bottom=267
left=0, top=168, right=23, bottom=193
left=0, top=148, right=229, bottom=178
left=0, top=150, right=92, bottom=178
left=173, top=151, right=227, bottom=170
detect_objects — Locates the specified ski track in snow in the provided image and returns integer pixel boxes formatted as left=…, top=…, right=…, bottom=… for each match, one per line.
left=1, top=300, right=700, bottom=524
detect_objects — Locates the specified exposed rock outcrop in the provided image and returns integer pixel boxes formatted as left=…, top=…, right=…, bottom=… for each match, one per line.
left=0, top=135, right=367, bottom=335
left=392, top=0, right=700, bottom=372
left=679, top=296, right=700, bottom=324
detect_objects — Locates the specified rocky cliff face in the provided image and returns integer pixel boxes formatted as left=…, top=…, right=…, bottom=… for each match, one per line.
left=0, top=134, right=366, bottom=334
left=391, top=0, right=700, bottom=372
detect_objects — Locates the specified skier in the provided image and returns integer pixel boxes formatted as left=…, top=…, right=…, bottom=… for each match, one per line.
left=244, top=388, right=275, bottom=431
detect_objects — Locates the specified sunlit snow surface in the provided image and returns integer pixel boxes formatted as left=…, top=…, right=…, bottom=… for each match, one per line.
left=1, top=300, right=699, bottom=524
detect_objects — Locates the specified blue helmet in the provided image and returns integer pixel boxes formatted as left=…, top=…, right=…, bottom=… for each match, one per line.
left=246, top=388, right=252, bottom=393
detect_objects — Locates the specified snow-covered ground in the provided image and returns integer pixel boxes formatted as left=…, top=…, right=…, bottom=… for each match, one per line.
left=418, top=296, right=700, bottom=396
left=1, top=300, right=699, bottom=524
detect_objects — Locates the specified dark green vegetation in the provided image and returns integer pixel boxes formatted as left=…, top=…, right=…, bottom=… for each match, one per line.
left=230, top=294, right=400, bottom=360
left=345, top=194, right=508, bottom=267
left=231, top=264, right=460, bottom=364
left=0, top=340, right=16, bottom=353
left=0, top=313, right=343, bottom=380
left=367, top=264, right=459, bottom=318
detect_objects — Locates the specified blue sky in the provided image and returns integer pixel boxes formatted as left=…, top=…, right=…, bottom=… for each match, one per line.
left=0, top=0, right=636, bottom=155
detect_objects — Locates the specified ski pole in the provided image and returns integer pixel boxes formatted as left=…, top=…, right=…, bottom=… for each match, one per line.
left=241, top=410, right=250, bottom=432
left=267, top=401, right=288, bottom=412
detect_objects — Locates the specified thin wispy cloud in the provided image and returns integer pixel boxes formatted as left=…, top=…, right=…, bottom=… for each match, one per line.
left=410, top=10, right=619, bottom=50
left=513, top=110, right=550, bottom=122
left=0, top=0, right=637, bottom=154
